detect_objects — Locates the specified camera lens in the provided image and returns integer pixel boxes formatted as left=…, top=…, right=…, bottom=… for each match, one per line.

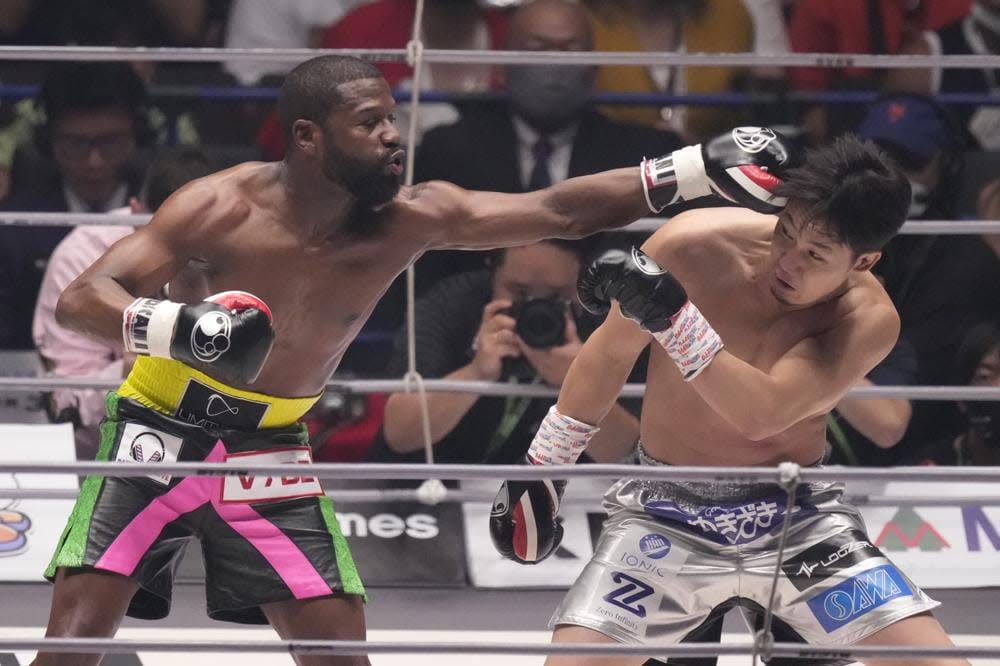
left=515, top=297, right=567, bottom=349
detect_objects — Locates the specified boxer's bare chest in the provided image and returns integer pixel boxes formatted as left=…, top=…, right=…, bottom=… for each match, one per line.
left=168, top=211, right=420, bottom=395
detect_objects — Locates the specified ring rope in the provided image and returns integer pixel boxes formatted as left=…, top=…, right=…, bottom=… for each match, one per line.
left=0, top=637, right=997, bottom=660
left=0, top=45, right=997, bottom=69
left=755, top=462, right=801, bottom=665
left=1, top=377, right=997, bottom=401
left=3, top=486, right=1000, bottom=507
left=3, top=461, right=1000, bottom=483
left=3, top=212, right=999, bottom=236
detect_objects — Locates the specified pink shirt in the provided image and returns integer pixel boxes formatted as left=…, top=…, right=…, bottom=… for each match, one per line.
left=32, top=219, right=135, bottom=426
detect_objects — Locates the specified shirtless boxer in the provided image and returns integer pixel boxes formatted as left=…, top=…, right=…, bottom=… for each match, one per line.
left=37, top=54, right=797, bottom=666
left=491, top=134, right=968, bottom=665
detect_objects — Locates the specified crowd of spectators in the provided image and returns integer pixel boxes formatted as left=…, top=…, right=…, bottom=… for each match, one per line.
left=1, top=0, right=998, bottom=472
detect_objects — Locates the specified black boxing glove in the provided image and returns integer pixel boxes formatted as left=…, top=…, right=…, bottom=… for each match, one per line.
left=578, top=247, right=686, bottom=330
left=580, top=248, right=724, bottom=380
left=641, top=126, right=797, bottom=214
left=490, top=406, right=598, bottom=564
left=123, top=290, right=275, bottom=384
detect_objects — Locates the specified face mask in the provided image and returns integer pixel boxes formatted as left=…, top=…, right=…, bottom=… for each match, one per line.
left=908, top=180, right=930, bottom=218
left=963, top=399, right=1000, bottom=448
left=507, top=65, right=594, bottom=133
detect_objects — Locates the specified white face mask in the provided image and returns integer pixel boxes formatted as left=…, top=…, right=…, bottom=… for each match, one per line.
left=908, top=180, right=930, bottom=218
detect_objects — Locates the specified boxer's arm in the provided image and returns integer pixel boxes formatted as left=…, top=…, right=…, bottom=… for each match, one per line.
left=410, top=171, right=649, bottom=250
left=556, top=302, right=652, bottom=428
left=689, top=305, right=899, bottom=441
left=55, top=184, right=216, bottom=345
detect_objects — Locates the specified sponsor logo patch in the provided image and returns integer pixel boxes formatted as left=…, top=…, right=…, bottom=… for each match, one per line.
left=175, top=379, right=269, bottom=430
left=190, top=310, right=231, bottom=362
left=114, top=422, right=184, bottom=485
left=782, top=529, right=882, bottom=592
left=731, top=126, right=777, bottom=153
left=806, top=564, right=912, bottom=633
left=221, top=447, right=323, bottom=503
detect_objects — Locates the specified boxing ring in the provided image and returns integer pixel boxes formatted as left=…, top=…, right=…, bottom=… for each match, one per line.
left=1, top=5, right=1000, bottom=663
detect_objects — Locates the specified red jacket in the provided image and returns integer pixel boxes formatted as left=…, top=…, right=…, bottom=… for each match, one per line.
left=789, top=0, right=971, bottom=90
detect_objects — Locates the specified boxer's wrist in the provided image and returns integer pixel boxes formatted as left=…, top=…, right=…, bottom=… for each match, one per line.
left=122, top=297, right=183, bottom=357
left=641, top=145, right=711, bottom=213
left=651, top=301, right=724, bottom=381
left=527, top=405, right=600, bottom=465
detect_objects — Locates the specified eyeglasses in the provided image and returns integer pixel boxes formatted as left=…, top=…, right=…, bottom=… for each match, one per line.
left=51, top=132, right=135, bottom=162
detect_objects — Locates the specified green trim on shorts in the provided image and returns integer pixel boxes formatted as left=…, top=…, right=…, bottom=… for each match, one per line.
left=44, top=392, right=120, bottom=579
left=318, top=495, right=367, bottom=601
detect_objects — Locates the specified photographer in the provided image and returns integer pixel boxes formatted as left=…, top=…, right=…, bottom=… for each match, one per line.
left=368, top=239, right=640, bottom=464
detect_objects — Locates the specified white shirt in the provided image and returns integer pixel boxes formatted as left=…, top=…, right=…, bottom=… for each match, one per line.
left=224, top=0, right=367, bottom=84
left=511, top=115, right=578, bottom=190
left=63, top=183, right=128, bottom=213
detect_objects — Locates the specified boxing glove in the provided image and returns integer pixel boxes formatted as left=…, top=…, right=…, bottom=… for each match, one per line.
left=579, top=248, right=723, bottom=380
left=641, top=126, right=797, bottom=214
left=490, top=406, right=598, bottom=564
left=123, top=290, right=275, bottom=384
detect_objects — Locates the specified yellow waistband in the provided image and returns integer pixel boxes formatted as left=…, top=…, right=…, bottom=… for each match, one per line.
left=118, top=356, right=320, bottom=428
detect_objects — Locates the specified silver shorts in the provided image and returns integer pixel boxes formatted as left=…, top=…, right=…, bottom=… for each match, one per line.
left=551, top=450, right=939, bottom=651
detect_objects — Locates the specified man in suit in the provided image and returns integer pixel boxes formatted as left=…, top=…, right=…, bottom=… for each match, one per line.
left=351, top=0, right=683, bottom=371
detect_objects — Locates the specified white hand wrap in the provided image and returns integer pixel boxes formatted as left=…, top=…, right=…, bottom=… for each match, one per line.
left=652, top=301, right=724, bottom=381
left=526, top=406, right=599, bottom=465
left=122, top=297, right=182, bottom=358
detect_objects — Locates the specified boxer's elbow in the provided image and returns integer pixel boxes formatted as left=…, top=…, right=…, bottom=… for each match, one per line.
left=54, top=279, right=87, bottom=330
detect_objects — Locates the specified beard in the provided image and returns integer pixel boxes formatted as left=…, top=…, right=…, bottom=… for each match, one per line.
left=322, top=144, right=402, bottom=209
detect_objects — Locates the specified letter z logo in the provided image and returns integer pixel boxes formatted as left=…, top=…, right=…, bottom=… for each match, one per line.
left=602, top=572, right=654, bottom=617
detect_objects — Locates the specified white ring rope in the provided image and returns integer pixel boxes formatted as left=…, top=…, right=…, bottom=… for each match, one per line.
left=3, top=461, right=1000, bottom=483
left=3, top=486, right=1000, bottom=508
left=1, top=377, right=997, bottom=401
left=3, top=212, right=1000, bottom=236
left=0, top=637, right=997, bottom=660
left=0, top=45, right=998, bottom=69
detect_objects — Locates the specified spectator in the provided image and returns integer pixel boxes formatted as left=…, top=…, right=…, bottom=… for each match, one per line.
left=583, top=0, right=755, bottom=141
left=788, top=0, right=971, bottom=145
left=223, top=0, right=365, bottom=85
left=892, top=0, right=1000, bottom=149
left=909, top=320, right=1000, bottom=465
left=0, top=62, right=152, bottom=350
left=369, top=240, right=640, bottom=465
left=826, top=335, right=917, bottom=465
left=31, top=147, right=215, bottom=459
left=856, top=94, right=1000, bottom=454
left=978, top=174, right=1000, bottom=258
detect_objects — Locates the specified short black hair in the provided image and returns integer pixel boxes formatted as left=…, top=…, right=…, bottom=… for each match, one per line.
left=278, top=55, right=385, bottom=138
left=40, top=62, right=148, bottom=128
left=774, top=135, right=910, bottom=254
left=952, top=320, right=1000, bottom=386
left=143, top=147, right=216, bottom=210
left=489, top=237, right=596, bottom=272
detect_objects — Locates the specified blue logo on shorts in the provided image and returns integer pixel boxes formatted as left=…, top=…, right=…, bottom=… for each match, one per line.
left=807, top=564, right=912, bottom=633
left=643, top=487, right=817, bottom=545
left=639, top=533, right=671, bottom=559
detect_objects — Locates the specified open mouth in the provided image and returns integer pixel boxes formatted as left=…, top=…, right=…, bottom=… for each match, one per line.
left=386, top=150, right=405, bottom=176
left=773, top=273, right=795, bottom=291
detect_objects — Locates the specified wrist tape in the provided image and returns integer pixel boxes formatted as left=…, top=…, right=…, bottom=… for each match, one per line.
left=652, top=301, right=724, bottom=380
left=641, top=144, right=711, bottom=213
left=123, top=297, right=182, bottom=358
left=527, top=405, right=599, bottom=465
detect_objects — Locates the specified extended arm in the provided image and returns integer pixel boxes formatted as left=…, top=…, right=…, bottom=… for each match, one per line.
left=415, top=127, right=797, bottom=251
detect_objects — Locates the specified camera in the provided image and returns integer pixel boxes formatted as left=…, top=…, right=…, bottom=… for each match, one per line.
left=507, top=297, right=567, bottom=349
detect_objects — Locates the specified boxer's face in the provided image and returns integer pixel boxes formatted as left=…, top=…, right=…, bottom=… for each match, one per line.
left=768, top=208, right=879, bottom=306
left=321, top=78, right=404, bottom=207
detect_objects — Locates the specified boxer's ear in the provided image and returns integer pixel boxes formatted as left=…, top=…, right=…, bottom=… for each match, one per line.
left=853, top=252, right=881, bottom=272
